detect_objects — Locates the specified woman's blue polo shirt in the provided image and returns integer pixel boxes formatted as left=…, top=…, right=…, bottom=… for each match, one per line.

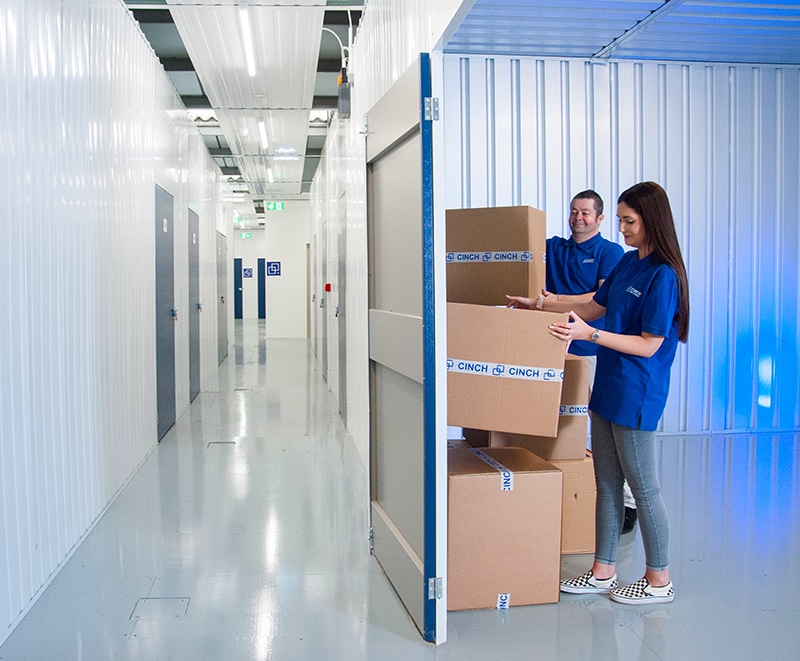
left=590, top=250, right=680, bottom=431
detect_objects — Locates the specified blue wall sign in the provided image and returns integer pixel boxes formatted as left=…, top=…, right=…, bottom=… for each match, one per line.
left=267, top=261, right=281, bottom=276
left=243, top=267, right=253, bottom=278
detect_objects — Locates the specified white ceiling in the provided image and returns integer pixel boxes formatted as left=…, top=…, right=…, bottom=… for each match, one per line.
left=126, top=0, right=359, bottom=227
left=127, top=1, right=800, bottom=228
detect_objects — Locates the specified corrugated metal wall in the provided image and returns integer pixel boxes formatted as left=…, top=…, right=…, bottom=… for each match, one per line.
left=440, top=55, right=800, bottom=434
left=0, top=0, right=223, bottom=640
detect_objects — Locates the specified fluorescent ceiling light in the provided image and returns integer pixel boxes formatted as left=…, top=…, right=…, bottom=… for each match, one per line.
left=258, top=120, right=269, bottom=150
left=239, top=1, right=257, bottom=77
left=267, top=167, right=274, bottom=183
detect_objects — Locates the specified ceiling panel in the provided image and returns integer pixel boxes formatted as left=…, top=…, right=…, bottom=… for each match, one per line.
left=237, top=155, right=305, bottom=196
left=445, top=0, right=800, bottom=65
left=169, top=3, right=325, bottom=109
left=217, top=108, right=310, bottom=156
left=158, top=0, right=332, bottom=218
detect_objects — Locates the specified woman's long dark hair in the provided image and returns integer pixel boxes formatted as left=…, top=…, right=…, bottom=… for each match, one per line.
left=618, top=182, right=690, bottom=342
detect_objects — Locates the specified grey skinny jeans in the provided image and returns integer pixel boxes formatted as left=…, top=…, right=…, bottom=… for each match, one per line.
left=591, top=413, right=670, bottom=572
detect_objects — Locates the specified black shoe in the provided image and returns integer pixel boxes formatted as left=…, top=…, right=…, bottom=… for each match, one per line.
left=622, top=507, right=637, bottom=534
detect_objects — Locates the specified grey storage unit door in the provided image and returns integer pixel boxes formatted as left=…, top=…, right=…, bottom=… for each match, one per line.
left=155, top=185, right=175, bottom=440
left=217, top=231, right=228, bottom=364
left=189, top=209, right=200, bottom=402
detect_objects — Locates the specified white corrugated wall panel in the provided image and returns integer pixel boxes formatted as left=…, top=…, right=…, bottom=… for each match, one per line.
left=1, top=0, right=223, bottom=642
left=441, top=54, right=800, bottom=434
left=312, top=0, right=466, bottom=473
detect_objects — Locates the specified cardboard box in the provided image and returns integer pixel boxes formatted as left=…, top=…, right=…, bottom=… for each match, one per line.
left=446, top=206, right=547, bottom=306
left=448, top=447, right=562, bottom=610
left=550, top=452, right=596, bottom=554
left=447, top=303, right=568, bottom=437
left=487, top=355, right=590, bottom=461
left=461, top=428, right=490, bottom=448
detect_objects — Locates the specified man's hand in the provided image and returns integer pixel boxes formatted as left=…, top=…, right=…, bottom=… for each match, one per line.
left=506, top=294, right=542, bottom=310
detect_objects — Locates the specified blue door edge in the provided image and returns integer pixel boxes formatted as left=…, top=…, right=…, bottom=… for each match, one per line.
left=419, top=51, right=440, bottom=644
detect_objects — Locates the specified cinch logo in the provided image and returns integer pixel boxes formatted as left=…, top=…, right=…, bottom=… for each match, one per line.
left=626, top=286, right=642, bottom=297
left=492, top=364, right=506, bottom=376
left=457, top=252, right=482, bottom=261
left=446, top=359, right=454, bottom=370
left=481, top=252, right=493, bottom=262
left=500, top=470, right=513, bottom=491
left=560, top=405, right=589, bottom=415
left=497, top=593, right=510, bottom=609
left=583, top=258, right=595, bottom=264
left=543, top=368, right=558, bottom=381
left=457, top=361, right=488, bottom=373
left=493, top=252, right=520, bottom=261
left=508, top=366, right=540, bottom=378
left=522, top=251, right=533, bottom=261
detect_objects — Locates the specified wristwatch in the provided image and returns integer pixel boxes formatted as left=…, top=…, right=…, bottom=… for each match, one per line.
left=590, top=330, right=601, bottom=343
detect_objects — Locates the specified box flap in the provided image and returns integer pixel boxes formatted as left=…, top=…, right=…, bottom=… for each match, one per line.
left=448, top=447, right=559, bottom=477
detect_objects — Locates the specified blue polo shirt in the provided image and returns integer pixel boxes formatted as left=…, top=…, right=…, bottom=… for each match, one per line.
left=589, top=251, right=680, bottom=431
left=546, top=233, right=624, bottom=356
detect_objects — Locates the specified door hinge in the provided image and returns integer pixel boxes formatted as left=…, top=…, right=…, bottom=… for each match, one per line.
left=427, top=576, right=443, bottom=600
left=368, top=526, right=374, bottom=550
left=423, top=97, right=439, bottom=121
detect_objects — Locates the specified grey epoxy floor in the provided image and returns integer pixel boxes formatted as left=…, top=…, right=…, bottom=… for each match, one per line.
left=1, top=320, right=799, bottom=660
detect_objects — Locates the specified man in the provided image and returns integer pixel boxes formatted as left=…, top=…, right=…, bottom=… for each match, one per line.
left=543, top=190, right=637, bottom=533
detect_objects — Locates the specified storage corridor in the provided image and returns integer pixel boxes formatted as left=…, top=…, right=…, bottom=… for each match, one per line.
left=1, top=320, right=798, bottom=660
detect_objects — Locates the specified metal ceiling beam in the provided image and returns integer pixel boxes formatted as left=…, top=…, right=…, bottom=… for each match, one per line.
left=593, top=0, right=690, bottom=59
left=313, top=95, right=337, bottom=109
left=181, top=95, right=212, bottom=108
left=161, top=57, right=195, bottom=71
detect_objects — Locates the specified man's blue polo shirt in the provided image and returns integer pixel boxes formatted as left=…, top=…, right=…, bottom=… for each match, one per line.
left=546, top=233, right=624, bottom=356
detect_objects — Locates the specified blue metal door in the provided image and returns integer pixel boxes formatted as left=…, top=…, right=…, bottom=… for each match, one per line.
left=234, top=258, right=243, bottom=319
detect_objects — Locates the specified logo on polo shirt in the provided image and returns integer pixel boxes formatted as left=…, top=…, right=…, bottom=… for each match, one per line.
left=582, top=258, right=595, bottom=264
left=626, top=286, right=642, bottom=297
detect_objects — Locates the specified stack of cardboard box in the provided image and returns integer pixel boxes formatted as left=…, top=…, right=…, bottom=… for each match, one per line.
left=446, top=206, right=597, bottom=611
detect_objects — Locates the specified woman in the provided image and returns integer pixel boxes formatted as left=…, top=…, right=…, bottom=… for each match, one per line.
left=507, top=181, right=689, bottom=604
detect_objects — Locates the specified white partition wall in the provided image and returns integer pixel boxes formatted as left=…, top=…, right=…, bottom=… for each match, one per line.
left=0, top=0, right=224, bottom=641
left=231, top=202, right=310, bottom=336
left=440, top=55, right=800, bottom=434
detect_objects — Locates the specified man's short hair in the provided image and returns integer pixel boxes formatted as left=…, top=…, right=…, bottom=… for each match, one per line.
left=572, top=190, right=604, bottom=217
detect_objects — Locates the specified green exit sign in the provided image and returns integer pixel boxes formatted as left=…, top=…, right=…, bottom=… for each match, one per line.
left=240, top=232, right=252, bottom=239
left=265, top=201, right=285, bottom=211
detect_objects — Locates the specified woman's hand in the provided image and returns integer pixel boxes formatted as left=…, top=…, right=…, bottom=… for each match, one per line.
left=550, top=312, right=666, bottom=357
left=549, top=310, right=592, bottom=343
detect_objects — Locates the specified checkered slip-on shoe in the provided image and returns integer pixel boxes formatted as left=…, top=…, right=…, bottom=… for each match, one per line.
left=560, top=570, right=619, bottom=594
left=610, top=577, right=674, bottom=605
